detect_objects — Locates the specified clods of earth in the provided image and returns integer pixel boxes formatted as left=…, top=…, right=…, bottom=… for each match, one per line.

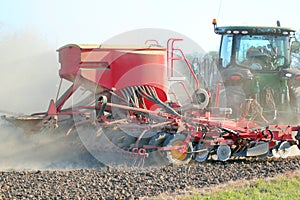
left=1, top=157, right=300, bottom=199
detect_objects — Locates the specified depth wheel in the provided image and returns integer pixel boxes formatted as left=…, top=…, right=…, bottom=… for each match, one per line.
left=163, top=134, right=193, bottom=165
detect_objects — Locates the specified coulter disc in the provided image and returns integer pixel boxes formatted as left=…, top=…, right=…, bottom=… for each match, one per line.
left=278, top=141, right=291, bottom=158
left=217, top=145, right=231, bottom=161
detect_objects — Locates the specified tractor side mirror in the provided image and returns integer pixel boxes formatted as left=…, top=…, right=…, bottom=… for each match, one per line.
left=291, top=41, right=300, bottom=53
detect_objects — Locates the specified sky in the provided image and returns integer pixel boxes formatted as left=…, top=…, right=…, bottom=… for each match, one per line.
left=1, top=0, right=300, bottom=113
left=2, top=0, right=300, bottom=51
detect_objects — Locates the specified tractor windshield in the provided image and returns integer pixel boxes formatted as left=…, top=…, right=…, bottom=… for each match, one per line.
left=220, top=34, right=290, bottom=70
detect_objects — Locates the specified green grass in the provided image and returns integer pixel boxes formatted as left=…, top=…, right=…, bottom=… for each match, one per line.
left=183, top=173, right=300, bottom=200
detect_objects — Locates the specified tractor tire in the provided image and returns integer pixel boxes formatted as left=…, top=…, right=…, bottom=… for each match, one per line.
left=147, top=132, right=171, bottom=167
left=290, top=86, right=300, bottom=123
left=220, top=86, right=246, bottom=120
left=163, top=134, right=193, bottom=165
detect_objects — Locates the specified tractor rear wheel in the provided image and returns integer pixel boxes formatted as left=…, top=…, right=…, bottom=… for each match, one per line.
left=163, top=134, right=193, bottom=165
left=220, top=86, right=246, bottom=120
left=290, top=86, right=300, bottom=123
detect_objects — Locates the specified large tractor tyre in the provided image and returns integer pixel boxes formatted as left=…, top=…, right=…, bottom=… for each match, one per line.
left=147, top=132, right=171, bottom=166
left=163, top=134, right=193, bottom=165
left=220, top=86, right=246, bottom=120
left=111, top=131, right=136, bottom=149
left=259, top=87, right=277, bottom=124
left=289, top=86, right=300, bottom=123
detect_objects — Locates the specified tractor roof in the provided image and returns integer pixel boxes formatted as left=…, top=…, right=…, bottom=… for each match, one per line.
left=214, top=26, right=296, bottom=36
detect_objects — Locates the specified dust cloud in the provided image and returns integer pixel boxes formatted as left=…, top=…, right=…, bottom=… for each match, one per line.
left=0, top=30, right=104, bottom=171
left=0, top=118, right=103, bottom=171
left=0, top=29, right=60, bottom=115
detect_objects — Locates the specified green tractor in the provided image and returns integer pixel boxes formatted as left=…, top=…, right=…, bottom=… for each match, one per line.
left=213, top=19, right=300, bottom=124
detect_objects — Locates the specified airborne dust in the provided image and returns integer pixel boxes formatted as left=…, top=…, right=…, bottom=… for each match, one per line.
left=0, top=119, right=98, bottom=171
left=0, top=30, right=103, bottom=171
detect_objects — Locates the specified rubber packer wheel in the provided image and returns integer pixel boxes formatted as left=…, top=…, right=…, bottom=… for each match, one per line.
left=163, top=134, right=193, bottom=165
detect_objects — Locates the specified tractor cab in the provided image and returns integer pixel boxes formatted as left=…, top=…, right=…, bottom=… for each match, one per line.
left=214, top=24, right=298, bottom=71
left=212, top=19, right=300, bottom=124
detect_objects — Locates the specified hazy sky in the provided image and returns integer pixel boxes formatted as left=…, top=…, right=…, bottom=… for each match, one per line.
left=1, top=0, right=300, bottom=113
left=2, top=0, right=300, bottom=51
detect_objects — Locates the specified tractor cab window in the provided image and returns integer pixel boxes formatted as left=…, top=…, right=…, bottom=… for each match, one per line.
left=235, top=35, right=289, bottom=70
left=219, top=34, right=233, bottom=68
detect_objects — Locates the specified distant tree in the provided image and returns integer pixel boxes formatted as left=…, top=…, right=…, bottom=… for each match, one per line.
left=203, top=51, right=218, bottom=60
left=291, top=30, right=300, bottom=68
